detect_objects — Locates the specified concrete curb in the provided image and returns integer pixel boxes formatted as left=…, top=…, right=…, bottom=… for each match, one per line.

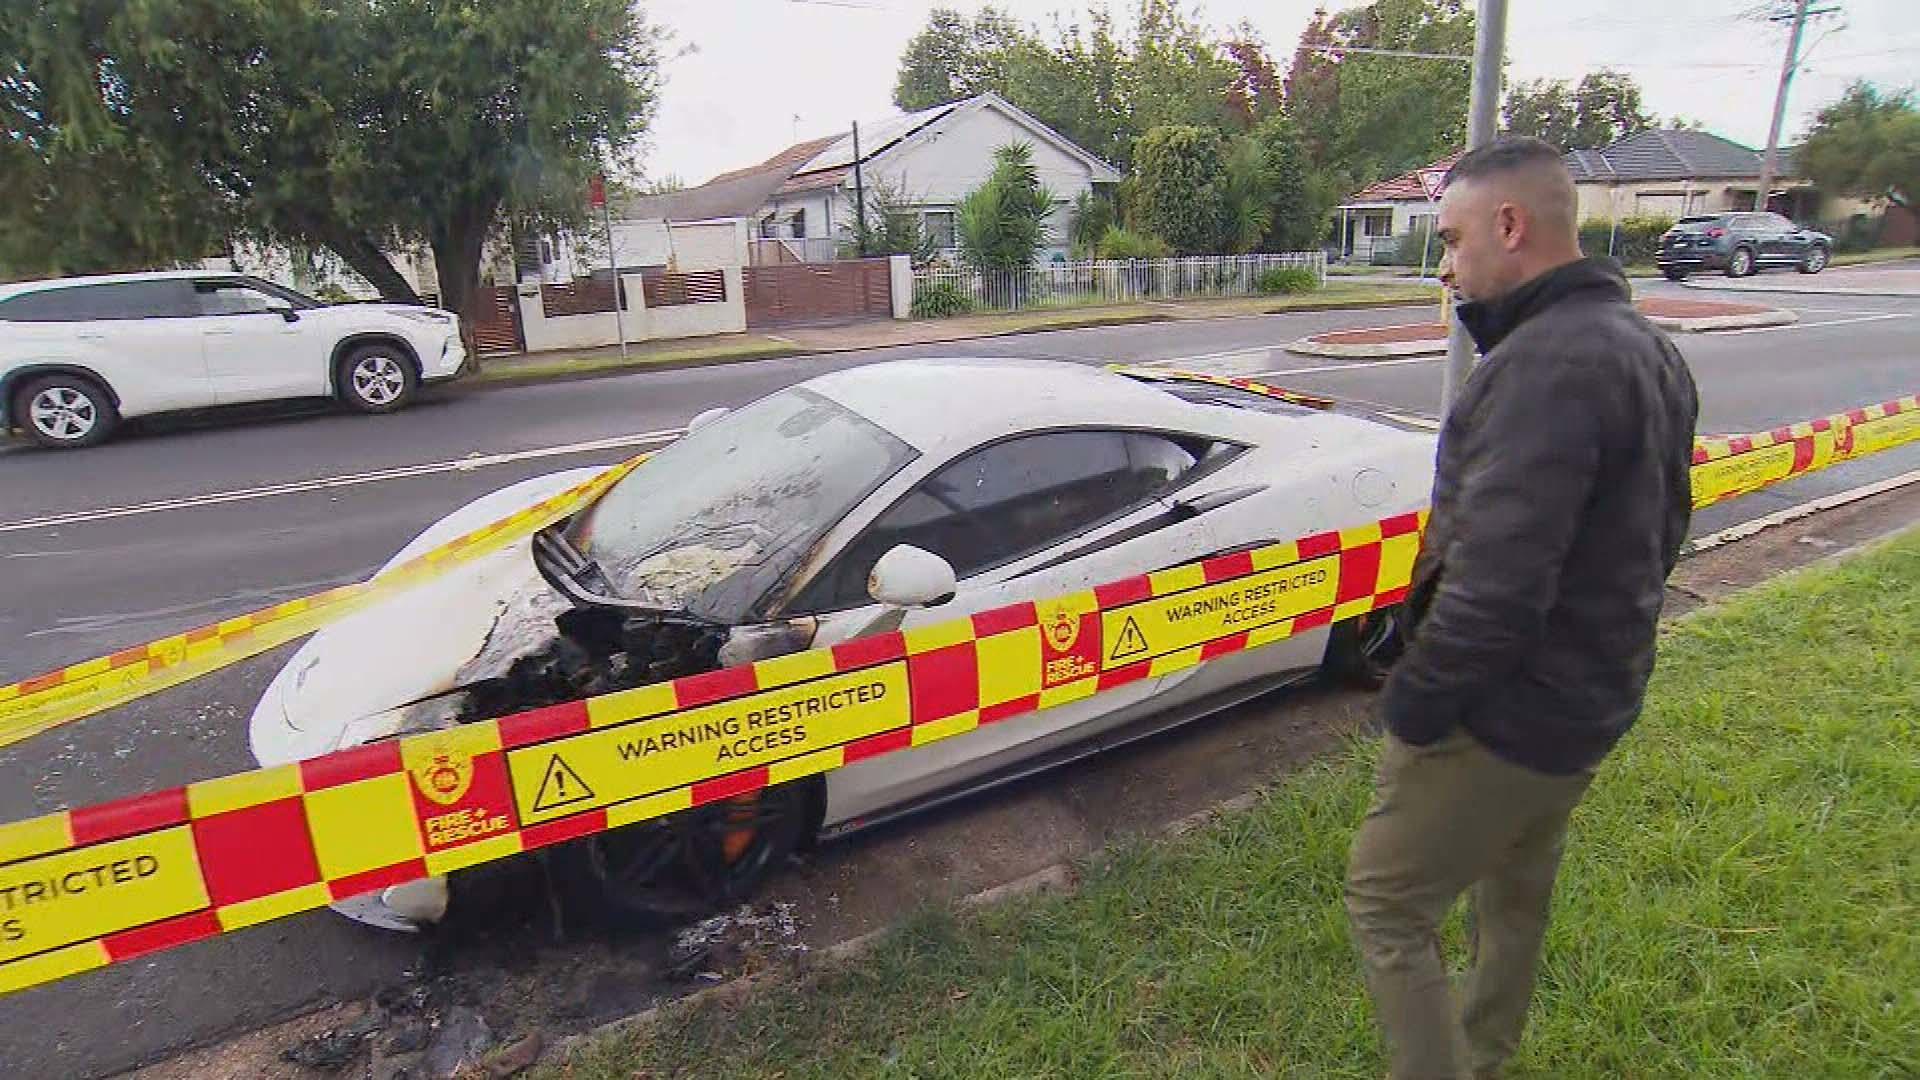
left=1283, top=336, right=1445, bottom=359
left=1644, top=308, right=1800, bottom=332
left=1283, top=304, right=1798, bottom=358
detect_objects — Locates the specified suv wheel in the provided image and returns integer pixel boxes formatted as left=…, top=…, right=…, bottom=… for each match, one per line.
left=1726, top=246, right=1756, bottom=278
left=1799, top=245, right=1829, bottom=274
left=13, top=374, right=119, bottom=449
left=337, top=344, right=417, bottom=414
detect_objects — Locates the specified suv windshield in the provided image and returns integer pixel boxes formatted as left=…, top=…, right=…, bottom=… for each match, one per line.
left=566, top=387, right=916, bottom=623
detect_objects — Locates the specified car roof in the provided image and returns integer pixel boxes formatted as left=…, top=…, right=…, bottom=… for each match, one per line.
left=0, top=269, right=245, bottom=301
left=802, top=357, right=1203, bottom=455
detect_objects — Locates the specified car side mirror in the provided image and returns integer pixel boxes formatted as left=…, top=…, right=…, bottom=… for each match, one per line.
left=268, top=301, right=299, bottom=323
left=868, top=545, right=957, bottom=608
left=687, top=406, right=729, bottom=432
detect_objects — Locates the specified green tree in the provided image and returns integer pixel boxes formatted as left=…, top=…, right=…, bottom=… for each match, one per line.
left=1249, top=114, right=1319, bottom=252
left=1503, top=80, right=1580, bottom=149
left=1069, top=189, right=1117, bottom=258
left=1570, top=71, right=1655, bottom=147
left=892, top=7, right=1027, bottom=111
left=1217, top=136, right=1275, bottom=254
left=1, top=0, right=658, bottom=339
left=839, top=178, right=937, bottom=264
left=1798, top=82, right=1919, bottom=208
left=1282, top=0, right=1472, bottom=205
left=1133, top=125, right=1229, bottom=255
left=956, top=143, right=1056, bottom=271
left=1504, top=71, right=1654, bottom=150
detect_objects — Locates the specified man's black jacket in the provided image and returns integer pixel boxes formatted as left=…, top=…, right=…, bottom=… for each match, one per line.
left=1381, top=257, right=1699, bottom=774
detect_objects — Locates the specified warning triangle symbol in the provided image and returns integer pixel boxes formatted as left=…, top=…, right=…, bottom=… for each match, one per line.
left=1109, top=615, right=1151, bottom=661
left=531, top=754, right=595, bottom=814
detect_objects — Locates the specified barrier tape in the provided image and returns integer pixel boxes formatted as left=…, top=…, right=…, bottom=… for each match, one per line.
left=1688, top=393, right=1920, bottom=508
left=0, top=382, right=1914, bottom=998
left=2, top=374, right=1911, bottom=749
left=0, top=511, right=1426, bottom=996
left=0, top=457, right=647, bottom=750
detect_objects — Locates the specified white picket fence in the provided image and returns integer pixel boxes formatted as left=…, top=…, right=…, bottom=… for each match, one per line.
left=912, top=252, right=1326, bottom=314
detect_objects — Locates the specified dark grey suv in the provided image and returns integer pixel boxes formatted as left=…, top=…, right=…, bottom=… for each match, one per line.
left=1657, top=212, right=1831, bottom=280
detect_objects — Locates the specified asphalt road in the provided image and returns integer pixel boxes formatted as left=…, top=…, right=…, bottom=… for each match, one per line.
left=1, top=272, right=1915, bottom=1077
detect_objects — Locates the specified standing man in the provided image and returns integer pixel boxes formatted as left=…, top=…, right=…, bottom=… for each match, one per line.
left=1344, top=137, right=1699, bottom=1080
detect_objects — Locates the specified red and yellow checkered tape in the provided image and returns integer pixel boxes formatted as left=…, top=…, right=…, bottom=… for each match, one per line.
left=1689, top=392, right=1920, bottom=508
left=0, top=455, right=647, bottom=749
left=0, top=510, right=1426, bottom=997
left=1, top=377, right=1916, bottom=998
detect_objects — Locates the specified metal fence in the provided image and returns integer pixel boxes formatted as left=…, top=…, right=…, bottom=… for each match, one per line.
left=911, top=252, right=1327, bottom=314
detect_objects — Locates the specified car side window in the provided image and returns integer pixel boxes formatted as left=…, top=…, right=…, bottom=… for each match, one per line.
left=793, top=430, right=1207, bottom=613
left=194, top=281, right=280, bottom=316
left=0, top=281, right=193, bottom=321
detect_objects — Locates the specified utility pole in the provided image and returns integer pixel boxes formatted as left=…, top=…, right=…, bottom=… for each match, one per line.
left=852, top=121, right=868, bottom=257
left=1440, top=0, right=1507, bottom=419
left=1757, top=0, right=1815, bottom=214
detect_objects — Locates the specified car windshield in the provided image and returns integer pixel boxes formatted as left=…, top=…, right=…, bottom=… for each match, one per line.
left=565, top=387, right=916, bottom=623
left=1676, top=216, right=1721, bottom=226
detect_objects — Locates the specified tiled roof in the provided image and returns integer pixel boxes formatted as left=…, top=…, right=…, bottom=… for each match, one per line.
left=1348, top=152, right=1465, bottom=202
left=618, top=135, right=842, bottom=222
left=706, top=135, right=841, bottom=186
left=1561, top=129, right=1777, bottom=182
left=1344, top=130, right=1799, bottom=207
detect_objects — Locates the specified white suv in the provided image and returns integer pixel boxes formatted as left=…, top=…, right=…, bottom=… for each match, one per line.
left=1, top=271, right=469, bottom=448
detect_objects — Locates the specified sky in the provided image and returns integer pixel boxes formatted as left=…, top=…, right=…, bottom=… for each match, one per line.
left=634, top=0, right=1917, bottom=186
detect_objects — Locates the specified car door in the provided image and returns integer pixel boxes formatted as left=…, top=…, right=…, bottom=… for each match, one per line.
left=5, top=280, right=215, bottom=414
left=1748, top=213, right=1792, bottom=264
left=191, top=278, right=329, bottom=404
left=1767, top=213, right=1810, bottom=261
left=789, top=428, right=1237, bottom=822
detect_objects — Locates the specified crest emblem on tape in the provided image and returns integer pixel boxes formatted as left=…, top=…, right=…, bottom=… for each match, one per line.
left=409, top=740, right=475, bottom=806
left=1043, top=604, right=1081, bottom=654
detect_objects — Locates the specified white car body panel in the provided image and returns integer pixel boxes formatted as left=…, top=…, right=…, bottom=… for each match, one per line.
left=248, top=358, right=1434, bottom=929
left=0, top=270, right=465, bottom=427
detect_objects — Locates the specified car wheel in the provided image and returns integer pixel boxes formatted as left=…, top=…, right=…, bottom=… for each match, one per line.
left=337, top=344, right=417, bottom=414
left=555, top=778, right=814, bottom=925
left=1725, top=247, right=1755, bottom=278
left=1662, top=268, right=1687, bottom=282
left=13, top=374, right=119, bottom=449
left=1799, top=245, right=1829, bottom=274
left=1323, top=605, right=1405, bottom=689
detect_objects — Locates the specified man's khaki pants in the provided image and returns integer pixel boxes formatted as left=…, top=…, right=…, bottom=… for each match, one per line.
left=1345, top=728, right=1595, bottom=1080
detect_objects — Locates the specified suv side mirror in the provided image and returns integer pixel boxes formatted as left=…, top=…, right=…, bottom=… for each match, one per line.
left=687, top=406, right=729, bottom=432
left=868, top=545, right=957, bottom=608
left=267, top=300, right=299, bottom=323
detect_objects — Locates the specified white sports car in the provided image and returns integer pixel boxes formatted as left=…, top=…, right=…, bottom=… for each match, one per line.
left=250, top=358, right=1435, bottom=930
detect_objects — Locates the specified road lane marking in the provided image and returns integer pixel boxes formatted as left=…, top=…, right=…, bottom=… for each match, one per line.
left=1705, top=312, right=1911, bottom=336
left=0, top=428, right=686, bottom=533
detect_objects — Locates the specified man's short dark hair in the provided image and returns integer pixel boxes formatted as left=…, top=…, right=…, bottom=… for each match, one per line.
left=1443, top=137, right=1571, bottom=190
left=1442, top=136, right=1579, bottom=237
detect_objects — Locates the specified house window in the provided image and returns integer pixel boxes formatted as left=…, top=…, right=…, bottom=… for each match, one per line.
left=924, top=211, right=956, bottom=250
left=1363, top=213, right=1393, bottom=237
left=790, top=209, right=807, bottom=239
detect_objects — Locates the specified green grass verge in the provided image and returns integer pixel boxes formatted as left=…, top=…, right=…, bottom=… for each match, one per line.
left=545, top=530, right=1920, bottom=1080
left=475, top=341, right=797, bottom=384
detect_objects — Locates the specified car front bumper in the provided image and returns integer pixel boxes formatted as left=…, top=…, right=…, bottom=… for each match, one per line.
left=423, top=332, right=471, bottom=383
